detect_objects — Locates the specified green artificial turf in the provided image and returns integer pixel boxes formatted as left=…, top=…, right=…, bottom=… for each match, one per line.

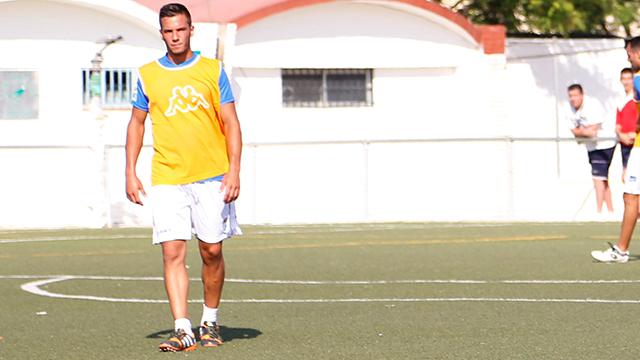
left=1, top=223, right=640, bottom=359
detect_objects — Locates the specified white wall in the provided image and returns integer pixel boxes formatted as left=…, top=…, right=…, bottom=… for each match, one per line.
left=502, top=38, right=630, bottom=221
left=229, top=35, right=632, bottom=224
left=505, top=38, right=627, bottom=138
left=0, top=0, right=163, bottom=228
left=0, top=1, right=632, bottom=228
left=231, top=1, right=482, bottom=69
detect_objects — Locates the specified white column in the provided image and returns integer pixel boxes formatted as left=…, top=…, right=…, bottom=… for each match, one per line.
left=191, top=22, right=219, bottom=59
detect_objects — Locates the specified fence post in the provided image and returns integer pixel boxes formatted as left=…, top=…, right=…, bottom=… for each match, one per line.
left=506, top=137, right=515, bottom=220
left=363, top=141, right=370, bottom=221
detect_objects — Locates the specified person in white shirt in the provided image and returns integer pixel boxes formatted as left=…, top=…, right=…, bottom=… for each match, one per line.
left=567, top=83, right=616, bottom=213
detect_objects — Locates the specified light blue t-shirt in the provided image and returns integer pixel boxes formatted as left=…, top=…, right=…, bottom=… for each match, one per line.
left=132, top=53, right=233, bottom=183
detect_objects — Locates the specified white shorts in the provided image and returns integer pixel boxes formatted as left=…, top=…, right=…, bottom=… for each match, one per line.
left=624, top=147, right=640, bottom=195
left=150, top=180, right=242, bottom=245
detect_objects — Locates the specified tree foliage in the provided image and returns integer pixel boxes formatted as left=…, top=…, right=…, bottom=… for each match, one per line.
left=442, top=0, right=640, bottom=37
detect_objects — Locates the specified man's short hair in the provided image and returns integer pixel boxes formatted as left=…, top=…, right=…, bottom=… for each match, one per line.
left=628, top=36, right=640, bottom=51
left=568, top=84, right=583, bottom=94
left=622, top=67, right=634, bottom=76
left=159, top=3, right=192, bottom=27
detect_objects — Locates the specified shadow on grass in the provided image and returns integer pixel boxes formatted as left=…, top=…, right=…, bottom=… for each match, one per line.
left=146, top=326, right=262, bottom=343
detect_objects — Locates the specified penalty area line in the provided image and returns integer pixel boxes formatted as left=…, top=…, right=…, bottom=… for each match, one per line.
left=15, top=276, right=640, bottom=305
left=17, top=277, right=640, bottom=305
left=6, top=274, right=640, bottom=285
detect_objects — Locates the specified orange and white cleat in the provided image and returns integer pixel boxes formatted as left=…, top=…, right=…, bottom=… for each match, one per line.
left=158, top=329, right=197, bottom=352
left=199, top=321, right=223, bottom=347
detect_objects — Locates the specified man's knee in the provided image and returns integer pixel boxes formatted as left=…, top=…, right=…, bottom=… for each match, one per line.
left=200, top=243, right=223, bottom=264
left=624, top=194, right=639, bottom=206
left=162, top=242, right=186, bottom=264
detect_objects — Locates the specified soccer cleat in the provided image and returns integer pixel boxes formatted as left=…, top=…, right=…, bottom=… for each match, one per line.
left=199, top=321, right=223, bottom=347
left=158, top=329, right=197, bottom=352
left=591, top=243, right=630, bottom=263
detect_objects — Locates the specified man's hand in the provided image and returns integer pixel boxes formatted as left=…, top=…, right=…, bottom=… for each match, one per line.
left=622, top=132, right=637, bottom=146
left=221, top=171, right=240, bottom=203
left=126, top=174, right=146, bottom=206
left=583, top=126, right=598, bottom=138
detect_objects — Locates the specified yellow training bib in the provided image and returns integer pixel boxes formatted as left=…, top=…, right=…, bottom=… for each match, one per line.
left=138, top=56, right=229, bottom=185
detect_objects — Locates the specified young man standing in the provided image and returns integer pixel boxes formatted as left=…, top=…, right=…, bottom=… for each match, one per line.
left=591, top=38, right=640, bottom=263
left=125, top=3, right=242, bottom=351
left=567, top=84, right=616, bottom=213
left=616, top=67, right=638, bottom=180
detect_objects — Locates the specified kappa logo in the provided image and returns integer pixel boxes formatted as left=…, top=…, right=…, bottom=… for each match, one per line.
left=165, top=85, right=210, bottom=117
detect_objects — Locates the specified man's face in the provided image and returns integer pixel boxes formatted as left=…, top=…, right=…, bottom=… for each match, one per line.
left=627, top=45, right=640, bottom=70
left=568, top=89, right=583, bottom=109
left=621, top=72, right=634, bottom=94
left=160, top=14, right=193, bottom=56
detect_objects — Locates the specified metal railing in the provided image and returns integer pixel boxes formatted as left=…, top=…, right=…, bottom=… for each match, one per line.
left=0, top=136, right=622, bottom=226
left=82, top=68, right=135, bottom=109
left=0, top=136, right=620, bottom=149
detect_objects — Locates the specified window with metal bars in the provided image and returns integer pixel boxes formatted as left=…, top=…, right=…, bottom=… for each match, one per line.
left=82, top=69, right=134, bottom=109
left=282, top=69, right=373, bottom=107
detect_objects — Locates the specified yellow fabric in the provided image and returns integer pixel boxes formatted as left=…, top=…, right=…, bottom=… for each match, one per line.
left=138, top=56, right=229, bottom=185
left=635, top=101, right=640, bottom=148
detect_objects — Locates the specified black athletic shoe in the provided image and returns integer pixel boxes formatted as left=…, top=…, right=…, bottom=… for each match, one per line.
left=199, top=321, right=223, bottom=347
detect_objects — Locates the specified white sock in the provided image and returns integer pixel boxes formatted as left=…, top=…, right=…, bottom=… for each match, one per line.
left=615, top=245, right=629, bottom=254
left=201, top=304, right=218, bottom=325
left=174, top=318, right=193, bottom=335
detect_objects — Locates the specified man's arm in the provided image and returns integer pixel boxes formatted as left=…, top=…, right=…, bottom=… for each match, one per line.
left=221, top=103, right=242, bottom=203
left=571, top=124, right=599, bottom=138
left=125, top=107, right=148, bottom=205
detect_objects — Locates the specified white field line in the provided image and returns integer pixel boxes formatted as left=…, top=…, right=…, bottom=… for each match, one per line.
left=6, top=275, right=640, bottom=285
left=15, top=275, right=640, bottom=304
left=0, top=234, right=149, bottom=244
left=221, top=298, right=640, bottom=304
left=247, top=223, right=510, bottom=235
left=18, top=277, right=640, bottom=305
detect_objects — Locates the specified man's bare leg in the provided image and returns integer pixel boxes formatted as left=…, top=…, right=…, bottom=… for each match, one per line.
left=199, top=241, right=225, bottom=308
left=618, top=193, right=639, bottom=252
left=197, top=240, right=225, bottom=347
left=603, top=180, right=614, bottom=212
left=162, top=240, right=190, bottom=323
left=593, top=179, right=606, bottom=213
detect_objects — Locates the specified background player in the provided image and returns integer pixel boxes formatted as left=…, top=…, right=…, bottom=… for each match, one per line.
left=616, top=67, right=637, bottom=181
left=125, top=3, right=242, bottom=351
left=567, top=84, right=616, bottom=213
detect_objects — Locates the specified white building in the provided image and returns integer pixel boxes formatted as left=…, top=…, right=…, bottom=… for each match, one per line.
left=0, top=0, right=629, bottom=228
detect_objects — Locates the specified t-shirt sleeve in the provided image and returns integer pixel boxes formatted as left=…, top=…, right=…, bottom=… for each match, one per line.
left=131, top=78, right=149, bottom=112
left=617, top=108, right=622, bottom=126
left=219, top=67, right=235, bottom=104
left=567, top=115, right=577, bottom=130
left=566, top=106, right=578, bottom=129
